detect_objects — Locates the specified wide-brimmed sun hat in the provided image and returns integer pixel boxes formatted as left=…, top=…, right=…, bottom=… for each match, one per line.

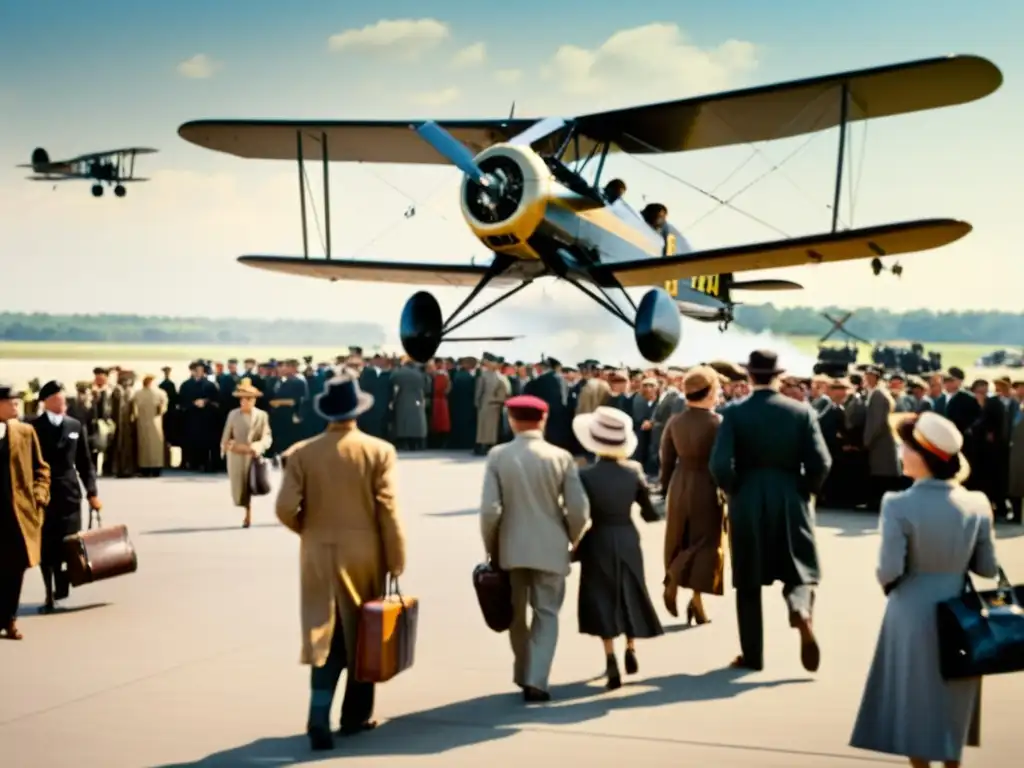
left=572, top=406, right=637, bottom=459
left=233, top=377, right=262, bottom=399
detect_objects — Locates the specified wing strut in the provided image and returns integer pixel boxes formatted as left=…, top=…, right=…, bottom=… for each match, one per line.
left=293, top=130, right=334, bottom=260
left=832, top=85, right=850, bottom=233
left=296, top=132, right=309, bottom=258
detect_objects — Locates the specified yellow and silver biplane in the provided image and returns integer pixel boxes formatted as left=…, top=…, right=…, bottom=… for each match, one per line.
left=178, top=54, right=1001, bottom=363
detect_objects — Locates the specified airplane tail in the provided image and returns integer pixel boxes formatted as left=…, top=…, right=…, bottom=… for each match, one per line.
left=31, top=147, right=50, bottom=173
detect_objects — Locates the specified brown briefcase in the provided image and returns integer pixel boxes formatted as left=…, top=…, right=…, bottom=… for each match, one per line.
left=354, top=577, right=418, bottom=684
left=63, top=524, right=138, bottom=587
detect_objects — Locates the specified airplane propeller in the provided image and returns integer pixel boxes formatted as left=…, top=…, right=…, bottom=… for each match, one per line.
left=414, top=122, right=490, bottom=185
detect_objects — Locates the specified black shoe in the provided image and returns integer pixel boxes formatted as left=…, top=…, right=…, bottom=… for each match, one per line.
left=307, top=725, right=334, bottom=751
left=624, top=648, right=638, bottom=676
left=522, top=686, right=551, bottom=703
left=605, top=653, right=621, bottom=690
left=338, top=720, right=377, bottom=737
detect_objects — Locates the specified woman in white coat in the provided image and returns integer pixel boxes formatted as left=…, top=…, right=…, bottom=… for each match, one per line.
left=220, top=378, right=273, bottom=528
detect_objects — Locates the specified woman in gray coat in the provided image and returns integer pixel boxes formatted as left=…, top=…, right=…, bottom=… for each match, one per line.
left=850, top=412, right=999, bottom=768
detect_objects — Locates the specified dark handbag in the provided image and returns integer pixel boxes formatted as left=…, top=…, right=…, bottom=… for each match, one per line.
left=248, top=456, right=271, bottom=496
left=472, top=560, right=513, bottom=632
left=937, top=567, right=1024, bottom=679
left=63, top=523, right=138, bottom=587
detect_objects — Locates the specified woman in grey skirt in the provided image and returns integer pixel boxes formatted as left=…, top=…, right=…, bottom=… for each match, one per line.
left=850, top=412, right=999, bottom=767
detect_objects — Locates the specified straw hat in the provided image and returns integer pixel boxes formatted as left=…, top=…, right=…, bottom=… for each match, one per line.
left=233, top=377, right=262, bottom=399
left=572, top=406, right=637, bottom=459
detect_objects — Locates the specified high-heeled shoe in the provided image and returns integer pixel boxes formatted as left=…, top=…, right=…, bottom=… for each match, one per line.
left=624, top=647, right=638, bottom=675
left=605, top=653, right=621, bottom=690
left=686, top=599, right=711, bottom=626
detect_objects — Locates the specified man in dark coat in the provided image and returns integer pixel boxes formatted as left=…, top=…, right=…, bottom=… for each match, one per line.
left=178, top=361, right=221, bottom=472
left=817, top=379, right=856, bottom=508
left=710, top=350, right=831, bottom=673
left=355, top=350, right=383, bottom=439
left=214, top=360, right=241, bottom=471
left=268, top=359, right=309, bottom=461
left=942, top=367, right=979, bottom=433
left=30, top=381, right=100, bottom=612
left=447, top=356, right=478, bottom=450
left=158, top=366, right=180, bottom=466
left=523, top=357, right=571, bottom=450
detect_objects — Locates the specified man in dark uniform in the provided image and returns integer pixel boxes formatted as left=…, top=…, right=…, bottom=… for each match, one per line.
left=448, top=356, right=478, bottom=450
left=158, top=366, right=180, bottom=468
left=178, top=361, right=220, bottom=472
left=242, top=358, right=263, bottom=391
left=606, top=369, right=633, bottom=413
left=944, top=366, right=981, bottom=435
left=268, top=358, right=309, bottom=461
left=523, top=357, right=571, bottom=450
left=88, top=366, right=114, bottom=476
left=30, top=381, right=100, bottom=612
left=354, top=349, right=381, bottom=438
left=214, top=360, right=241, bottom=471
left=709, top=350, right=831, bottom=673
left=258, top=361, right=279, bottom=412
left=817, top=378, right=856, bottom=508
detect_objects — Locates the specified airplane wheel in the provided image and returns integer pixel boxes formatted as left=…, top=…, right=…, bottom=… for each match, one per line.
left=114, top=184, right=126, bottom=197
left=399, top=291, right=443, bottom=363
left=634, top=288, right=682, bottom=363
left=91, top=184, right=103, bottom=197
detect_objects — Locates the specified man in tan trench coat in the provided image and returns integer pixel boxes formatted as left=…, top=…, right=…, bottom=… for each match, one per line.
left=276, top=374, right=406, bottom=752
left=0, top=381, right=51, bottom=640
left=481, top=394, right=589, bottom=702
left=475, top=352, right=511, bottom=454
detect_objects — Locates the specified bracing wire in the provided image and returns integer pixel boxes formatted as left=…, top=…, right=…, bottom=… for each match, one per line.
left=850, top=121, right=869, bottom=225
left=300, top=162, right=326, bottom=255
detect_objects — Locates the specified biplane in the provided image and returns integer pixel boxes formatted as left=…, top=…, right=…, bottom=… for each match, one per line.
left=178, top=54, right=1001, bottom=363
left=18, top=146, right=157, bottom=197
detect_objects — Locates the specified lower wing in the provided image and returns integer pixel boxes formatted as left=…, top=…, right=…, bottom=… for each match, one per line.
left=601, top=219, right=970, bottom=286
left=238, top=255, right=500, bottom=288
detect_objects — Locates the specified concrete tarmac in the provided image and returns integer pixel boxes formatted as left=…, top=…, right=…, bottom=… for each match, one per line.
left=1, top=452, right=1021, bottom=767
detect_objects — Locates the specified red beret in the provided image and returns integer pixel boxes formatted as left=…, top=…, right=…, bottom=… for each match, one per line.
left=506, top=394, right=548, bottom=414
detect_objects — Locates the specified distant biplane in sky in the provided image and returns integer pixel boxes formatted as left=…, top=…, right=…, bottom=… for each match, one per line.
left=18, top=147, right=157, bottom=197
left=178, top=54, right=1001, bottom=363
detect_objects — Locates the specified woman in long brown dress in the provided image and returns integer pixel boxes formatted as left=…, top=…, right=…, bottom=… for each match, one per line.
left=659, top=366, right=725, bottom=625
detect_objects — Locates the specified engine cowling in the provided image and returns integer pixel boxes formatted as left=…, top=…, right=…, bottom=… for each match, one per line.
left=459, top=144, right=551, bottom=259
left=31, top=147, right=50, bottom=172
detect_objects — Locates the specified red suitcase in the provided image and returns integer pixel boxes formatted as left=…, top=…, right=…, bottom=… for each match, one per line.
left=63, top=524, right=138, bottom=587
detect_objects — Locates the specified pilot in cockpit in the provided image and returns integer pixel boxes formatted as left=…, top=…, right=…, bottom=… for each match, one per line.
left=603, top=178, right=627, bottom=203
left=641, top=202, right=668, bottom=233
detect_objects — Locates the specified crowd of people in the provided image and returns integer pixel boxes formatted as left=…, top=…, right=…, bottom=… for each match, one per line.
left=2, top=345, right=1020, bottom=766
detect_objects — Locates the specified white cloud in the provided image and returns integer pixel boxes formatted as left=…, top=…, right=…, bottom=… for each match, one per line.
left=450, top=42, right=486, bottom=69
left=176, top=54, right=220, bottom=79
left=540, top=23, right=756, bottom=106
left=410, top=86, right=461, bottom=106
left=494, top=68, right=522, bottom=85
left=328, top=18, right=449, bottom=58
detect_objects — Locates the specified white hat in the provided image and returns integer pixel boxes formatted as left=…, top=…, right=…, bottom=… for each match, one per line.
left=906, top=411, right=970, bottom=482
left=573, top=406, right=637, bottom=459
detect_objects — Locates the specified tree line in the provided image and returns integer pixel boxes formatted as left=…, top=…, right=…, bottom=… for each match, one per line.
left=0, top=308, right=1020, bottom=346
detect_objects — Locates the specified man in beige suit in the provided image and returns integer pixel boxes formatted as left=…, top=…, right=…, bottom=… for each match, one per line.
left=276, top=374, right=406, bottom=752
left=863, top=366, right=901, bottom=510
left=475, top=352, right=511, bottom=454
left=480, top=394, right=590, bottom=702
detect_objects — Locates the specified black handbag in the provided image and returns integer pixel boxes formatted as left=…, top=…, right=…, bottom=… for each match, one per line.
left=248, top=456, right=272, bottom=496
left=937, top=567, right=1024, bottom=679
left=472, top=561, right=512, bottom=633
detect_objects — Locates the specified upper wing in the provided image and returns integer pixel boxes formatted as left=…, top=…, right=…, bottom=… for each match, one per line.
left=178, top=56, right=999, bottom=163
left=603, top=219, right=970, bottom=286
left=63, top=147, right=158, bottom=164
left=577, top=55, right=1001, bottom=154
left=178, top=119, right=539, bottom=163
left=238, top=255, right=503, bottom=288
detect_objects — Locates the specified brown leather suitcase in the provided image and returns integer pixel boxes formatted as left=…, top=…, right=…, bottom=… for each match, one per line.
left=473, top=561, right=512, bottom=632
left=63, top=524, right=138, bottom=587
left=354, top=579, right=418, bottom=684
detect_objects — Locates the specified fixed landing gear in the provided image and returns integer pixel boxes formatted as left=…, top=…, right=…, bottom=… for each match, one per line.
left=397, top=255, right=683, bottom=364
left=91, top=184, right=103, bottom=197
left=114, top=184, right=126, bottom=197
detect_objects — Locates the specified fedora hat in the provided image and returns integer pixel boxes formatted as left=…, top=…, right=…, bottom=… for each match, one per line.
left=0, top=380, right=24, bottom=401
left=745, top=349, right=784, bottom=376
left=573, top=406, right=638, bottom=460
left=233, top=377, right=262, bottom=399
left=314, top=375, right=374, bottom=422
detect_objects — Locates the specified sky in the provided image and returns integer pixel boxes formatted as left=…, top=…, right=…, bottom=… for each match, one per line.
left=1, top=1, right=1021, bottom=360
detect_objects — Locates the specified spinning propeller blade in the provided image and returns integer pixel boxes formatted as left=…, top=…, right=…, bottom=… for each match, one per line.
left=507, top=116, right=568, bottom=147
left=413, top=122, right=487, bottom=184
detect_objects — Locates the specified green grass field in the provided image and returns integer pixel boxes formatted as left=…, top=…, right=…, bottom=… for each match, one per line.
left=0, top=337, right=1001, bottom=373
